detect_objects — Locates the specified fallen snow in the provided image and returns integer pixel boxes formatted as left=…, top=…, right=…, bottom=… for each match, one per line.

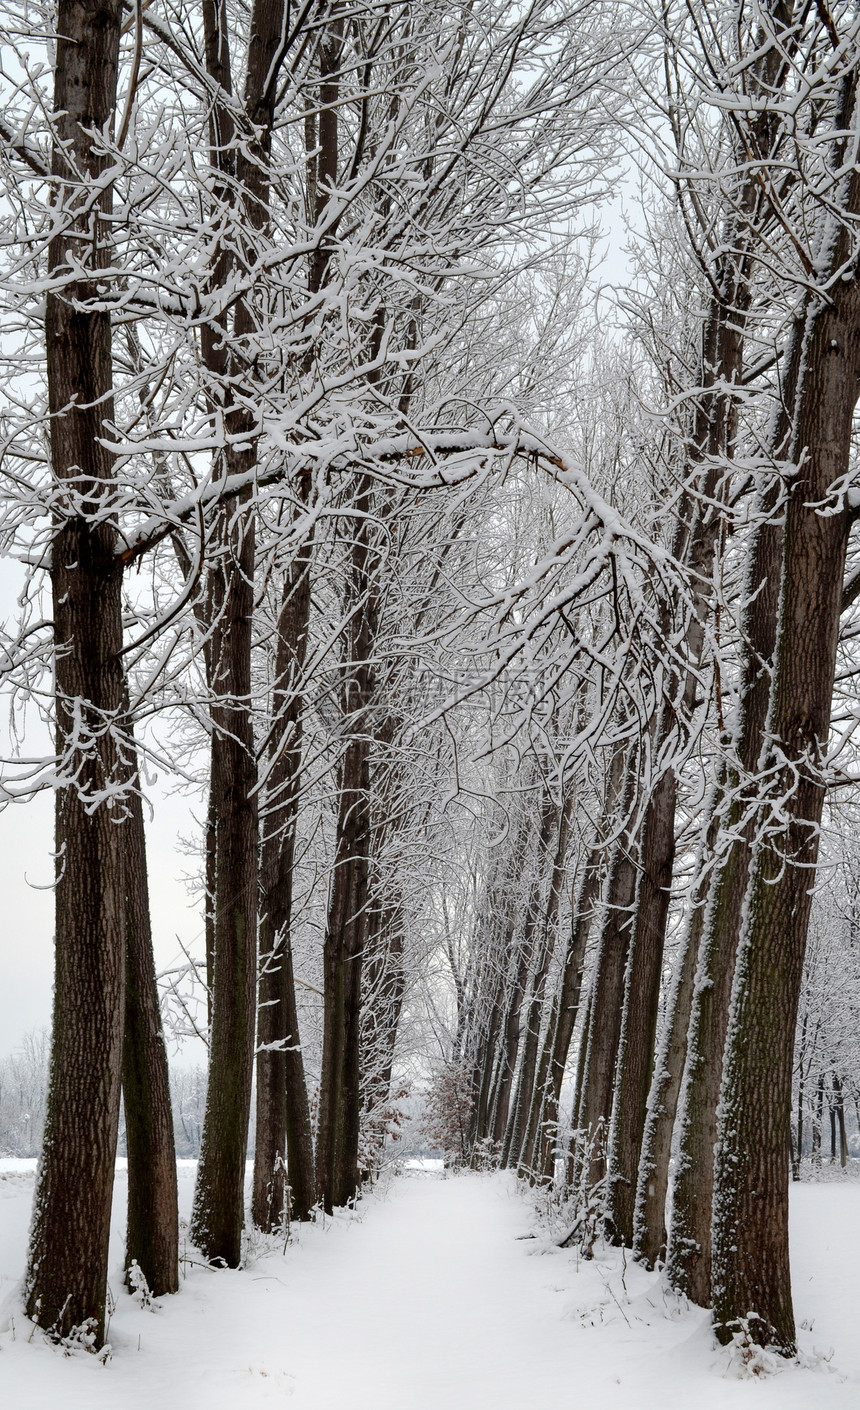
left=0, top=1160, right=858, bottom=1408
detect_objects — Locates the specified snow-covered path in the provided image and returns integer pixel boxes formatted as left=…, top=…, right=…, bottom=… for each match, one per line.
left=1, top=1165, right=859, bottom=1408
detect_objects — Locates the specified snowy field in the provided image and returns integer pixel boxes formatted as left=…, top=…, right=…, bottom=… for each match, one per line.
left=0, top=1161, right=858, bottom=1409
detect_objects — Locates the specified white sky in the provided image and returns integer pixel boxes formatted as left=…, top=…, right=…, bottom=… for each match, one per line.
left=0, top=550, right=205, bottom=1058
left=0, top=770, right=205, bottom=1057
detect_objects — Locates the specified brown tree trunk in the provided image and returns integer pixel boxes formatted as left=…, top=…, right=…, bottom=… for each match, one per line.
left=468, top=829, right=528, bottom=1156
left=573, top=746, right=640, bottom=1192
left=316, top=738, right=372, bottom=1210
left=632, top=796, right=720, bottom=1267
left=833, top=1074, right=849, bottom=1169
left=667, top=312, right=804, bottom=1305
left=605, top=762, right=677, bottom=1245
left=205, top=785, right=217, bottom=1026
left=190, top=504, right=259, bottom=1266
left=316, top=473, right=376, bottom=1211
left=360, top=892, right=407, bottom=1168
left=24, top=0, right=126, bottom=1348
left=712, top=260, right=860, bottom=1356
left=504, top=795, right=564, bottom=1167
left=527, top=844, right=603, bottom=1181
left=122, top=728, right=179, bottom=1297
left=253, top=535, right=316, bottom=1229
left=192, top=0, right=299, bottom=1258
left=508, top=794, right=571, bottom=1170
left=605, top=179, right=761, bottom=1246
left=470, top=970, right=506, bottom=1154
left=490, top=930, right=531, bottom=1153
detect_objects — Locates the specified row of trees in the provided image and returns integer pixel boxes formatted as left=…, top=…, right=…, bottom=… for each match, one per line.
left=423, top=0, right=860, bottom=1361
left=0, top=1035, right=208, bottom=1161
left=0, top=0, right=627, bottom=1349
left=3, top=0, right=860, bottom=1366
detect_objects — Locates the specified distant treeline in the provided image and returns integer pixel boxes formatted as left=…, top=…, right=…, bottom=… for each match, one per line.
left=0, top=1031, right=208, bottom=1160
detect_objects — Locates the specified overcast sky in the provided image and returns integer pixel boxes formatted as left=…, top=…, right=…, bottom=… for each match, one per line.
left=0, top=765, right=206, bottom=1059
left=0, top=555, right=206, bottom=1060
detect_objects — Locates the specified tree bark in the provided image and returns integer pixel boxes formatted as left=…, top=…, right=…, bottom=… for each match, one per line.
left=667, top=313, right=804, bottom=1305
left=573, top=746, right=640, bottom=1192
left=605, top=762, right=676, bottom=1245
left=360, top=891, right=407, bottom=1168
left=504, top=793, right=565, bottom=1168
left=24, top=0, right=125, bottom=1348
left=122, top=729, right=179, bottom=1297
left=526, top=842, right=602, bottom=1181
left=253, top=535, right=316, bottom=1229
left=190, top=504, right=259, bottom=1266
left=192, top=0, right=299, bottom=1258
left=490, top=929, right=531, bottom=1154
left=632, top=797, right=719, bottom=1267
left=712, top=253, right=860, bottom=1356
left=316, top=470, right=376, bottom=1211
left=316, top=735, right=372, bottom=1211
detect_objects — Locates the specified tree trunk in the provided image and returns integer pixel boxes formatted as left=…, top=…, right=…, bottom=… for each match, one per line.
left=491, top=929, right=531, bottom=1154
left=833, top=1074, right=849, bottom=1169
left=604, top=113, right=773, bottom=1242
left=632, top=796, right=719, bottom=1267
left=122, top=729, right=179, bottom=1297
left=793, top=1012, right=807, bottom=1180
left=527, top=844, right=602, bottom=1181
left=812, top=1075, right=824, bottom=1166
left=316, top=469, right=376, bottom=1211
left=190, top=502, right=259, bottom=1266
left=605, top=762, right=676, bottom=1246
left=712, top=258, right=860, bottom=1355
left=253, top=534, right=316, bottom=1229
left=468, top=827, right=529, bottom=1156
left=192, top=0, right=297, bottom=1259
left=573, top=747, right=640, bottom=1192
left=505, top=793, right=566, bottom=1168
left=665, top=311, right=805, bottom=1303
left=655, top=0, right=798, bottom=1306
left=360, top=893, right=407, bottom=1169
left=316, top=735, right=372, bottom=1210
left=24, top=0, right=125, bottom=1348
left=470, top=971, right=506, bottom=1155
left=204, top=785, right=217, bottom=1026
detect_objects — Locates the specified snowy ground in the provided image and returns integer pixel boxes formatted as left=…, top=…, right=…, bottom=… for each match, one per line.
left=0, top=1160, right=858, bottom=1408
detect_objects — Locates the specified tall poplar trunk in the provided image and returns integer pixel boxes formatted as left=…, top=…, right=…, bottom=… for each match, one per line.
left=122, top=722, right=179, bottom=1296
left=253, top=537, right=316, bottom=1229
left=316, top=733, right=373, bottom=1210
left=316, top=475, right=376, bottom=1211
left=190, top=503, right=259, bottom=1266
left=712, top=265, right=860, bottom=1351
left=496, top=882, right=542, bottom=1163
left=508, top=794, right=571, bottom=1170
left=525, top=745, right=627, bottom=1181
left=604, top=761, right=676, bottom=1245
left=606, top=0, right=796, bottom=1258
left=470, top=967, right=507, bottom=1153
left=468, top=832, right=527, bottom=1155
left=525, top=843, right=602, bottom=1181
left=573, top=747, right=640, bottom=1191
left=604, top=223, right=755, bottom=1248
left=631, top=795, right=720, bottom=1267
left=648, top=0, right=795, bottom=1297
left=252, top=5, right=343, bottom=1227
left=489, top=933, right=530, bottom=1152
left=666, top=523, right=782, bottom=1299
left=360, top=892, right=407, bottom=1157
left=24, top=0, right=125, bottom=1347
left=192, top=0, right=298, bottom=1258
left=667, top=314, right=804, bottom=1305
